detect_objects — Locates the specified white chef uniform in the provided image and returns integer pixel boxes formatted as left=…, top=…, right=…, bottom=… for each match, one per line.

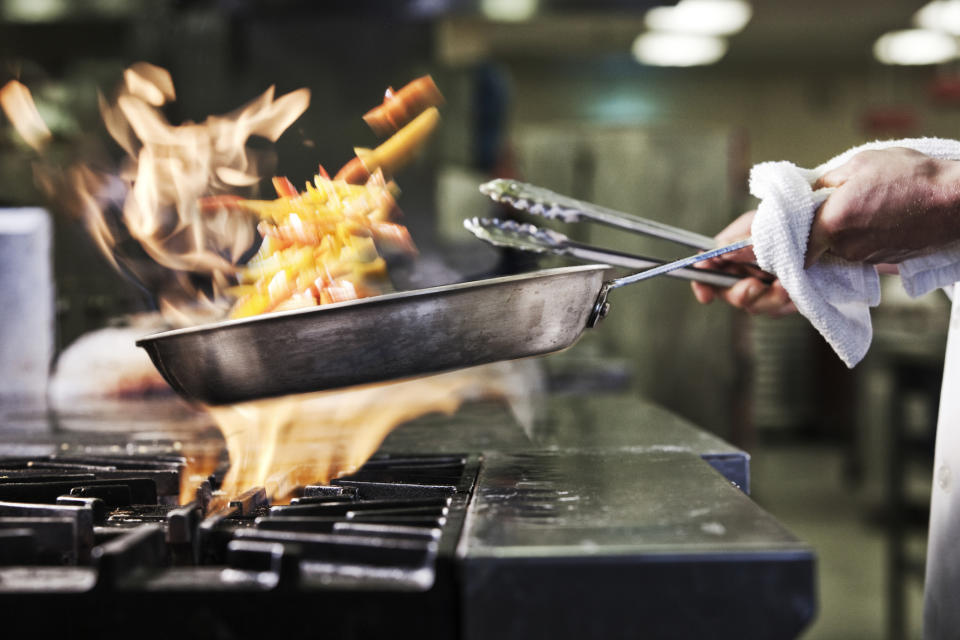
left=925, top=284, right=960, bottom=638
left=744, top=138, right=960, bottom=637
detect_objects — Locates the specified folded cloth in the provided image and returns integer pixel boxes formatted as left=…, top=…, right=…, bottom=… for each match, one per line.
left=749, top=137, right=960, bottom=368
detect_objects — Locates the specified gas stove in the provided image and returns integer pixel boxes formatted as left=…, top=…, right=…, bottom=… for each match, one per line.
left=0, top=392, right=816, bottom=639
left=0, top=447, right=473, bottom=638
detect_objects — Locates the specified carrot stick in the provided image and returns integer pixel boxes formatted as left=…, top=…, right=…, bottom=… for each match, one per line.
left=362, top=76, right=444, bottom=137
left=272, top=176, right=299, bottom=198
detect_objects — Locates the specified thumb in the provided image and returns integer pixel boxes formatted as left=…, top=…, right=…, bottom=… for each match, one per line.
left=813, top=165, right=849, bottom=190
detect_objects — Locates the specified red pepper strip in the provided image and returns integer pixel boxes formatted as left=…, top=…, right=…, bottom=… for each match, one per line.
left=333, top=156, right=371, bottom=184
left=316, top=164, right=330, bottom=180
left=272, top=176, right=299, bottom=198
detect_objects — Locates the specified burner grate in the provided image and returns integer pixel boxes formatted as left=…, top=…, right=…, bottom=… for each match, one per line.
left=0, top=450, right=478, bottom=638
left=0, top=452, right=476, bottom=586
left=0, top=453, right=185, bottom=505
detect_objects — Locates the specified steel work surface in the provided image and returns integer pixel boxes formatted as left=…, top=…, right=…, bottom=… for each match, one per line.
left=382, top=393, right=751, bottom=492
left=382, top=395, right=811, bottom=639
left=1, top=389, right=812, bottom=638
left=458, top=449, right=814, bottom=640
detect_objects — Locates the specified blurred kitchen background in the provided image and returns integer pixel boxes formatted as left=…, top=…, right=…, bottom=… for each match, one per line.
left=1, top=0, right=957, bottom=637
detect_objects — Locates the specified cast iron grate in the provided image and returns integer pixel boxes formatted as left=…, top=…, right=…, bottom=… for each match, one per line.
left=0, top=451, right=477, bottom=592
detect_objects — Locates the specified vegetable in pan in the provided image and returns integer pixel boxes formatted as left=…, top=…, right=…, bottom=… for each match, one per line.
left=204, top=76, right=442, bottom=319
left=220, top=170, right=415, bottom=318
left=334, top=74, right=443, bottom=184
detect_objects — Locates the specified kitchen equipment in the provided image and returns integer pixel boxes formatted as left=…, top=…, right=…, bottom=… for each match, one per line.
left=138, top=181, right=754, bottom=405
left=0, top=393, right=816, bottom=639
left=138, top=235, right=746, bottom=406
left=479, top=178, right=717, bottom=249
left=463, top=217, right=746, bottom=288
left=0, top=208, right=54, bottom=399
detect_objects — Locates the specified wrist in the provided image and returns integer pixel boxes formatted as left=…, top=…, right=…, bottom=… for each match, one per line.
left=932, top=159, right=960, bottom=238
left=933, top=158, right=960, bottom=207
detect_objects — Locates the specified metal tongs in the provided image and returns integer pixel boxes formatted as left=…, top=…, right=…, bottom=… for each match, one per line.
left=471, top=179, right=755, bottom=296
left=137, top=181, right=760, bottom=406
left=464, top=218, right=746, bottom=288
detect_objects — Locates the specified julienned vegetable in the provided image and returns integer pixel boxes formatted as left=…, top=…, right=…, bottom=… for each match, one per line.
left=220, top=169, right=416, bottom=318
left=207, top=76, right=442, bottom=319
left=362, top=75, right=444, bottom=137
left=334, top=106, right=440, bottom=184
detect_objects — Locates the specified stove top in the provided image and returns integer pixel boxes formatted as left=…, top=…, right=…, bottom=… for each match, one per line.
left=0, top=449, right=475, bottom=638
left=0, top=393, right=816, bottom=639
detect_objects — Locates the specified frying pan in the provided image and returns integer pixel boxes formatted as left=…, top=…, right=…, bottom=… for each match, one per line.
left=137, top=239, right=749, bottom=405
left=138, top=265, right=607, bottom=405
left=137, top=181, right=754, bottom=405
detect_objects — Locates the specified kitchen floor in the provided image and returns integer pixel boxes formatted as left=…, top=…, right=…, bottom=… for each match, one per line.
left=750, top=440, right=925, bottom=640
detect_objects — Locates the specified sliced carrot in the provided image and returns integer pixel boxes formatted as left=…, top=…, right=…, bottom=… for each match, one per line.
left=363, top=76, right=444, bottom=137
left=371, top=222, right=417, bottom=255
left=271, top=176, right=299, bottom=198
left=335, top=107, right=440, bottom=184
left=333, top=156, right=370, bottom=184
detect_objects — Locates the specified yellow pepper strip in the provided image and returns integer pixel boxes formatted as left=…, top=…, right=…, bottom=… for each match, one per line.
left=353, top=107, right=440, bottom=179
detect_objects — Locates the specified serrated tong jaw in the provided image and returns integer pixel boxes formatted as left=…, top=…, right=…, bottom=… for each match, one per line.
left=463, top=217, right=570, bottom=254
left=478, top=179, right=584, bottom=223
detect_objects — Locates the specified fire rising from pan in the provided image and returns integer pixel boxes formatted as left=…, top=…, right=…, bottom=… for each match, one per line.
left=1, top=65, right=518, bottom=508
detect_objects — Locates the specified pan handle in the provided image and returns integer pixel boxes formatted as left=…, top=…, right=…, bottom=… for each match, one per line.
left=565, top=242, right=754, bottom=289
left=587, top=238, right=755, bottom=328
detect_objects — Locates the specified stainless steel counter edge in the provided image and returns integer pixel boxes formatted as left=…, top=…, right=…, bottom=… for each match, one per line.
left=455, top=449, right=815, bottom=640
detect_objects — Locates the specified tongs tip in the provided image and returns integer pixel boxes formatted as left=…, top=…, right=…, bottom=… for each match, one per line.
left=464, top=216, right=568, bottom=254
left=478, top=178, right=582, bottom=223
left=478, top=178, right=519, bottom=200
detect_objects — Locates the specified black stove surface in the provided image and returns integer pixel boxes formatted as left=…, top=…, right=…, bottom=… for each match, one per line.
left=0, top=393, right=816, bottom=639
left=0, top=448, right=477, bottom=639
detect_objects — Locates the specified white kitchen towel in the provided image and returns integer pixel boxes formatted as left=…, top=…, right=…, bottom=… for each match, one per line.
left=749, top=137, right=960, bottom=368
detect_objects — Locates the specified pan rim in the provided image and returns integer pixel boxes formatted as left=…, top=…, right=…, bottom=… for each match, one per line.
left=136, top=263, right=610, bottom=344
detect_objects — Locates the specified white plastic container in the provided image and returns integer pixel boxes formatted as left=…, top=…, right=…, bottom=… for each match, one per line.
left=0, top=208, right=54, bottom=399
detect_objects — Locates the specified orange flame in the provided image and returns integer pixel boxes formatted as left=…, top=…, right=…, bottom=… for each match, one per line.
left=2, top=66, right=512, bottom=508
left=0, top=80, right=52, bottom=151
left=2, top=63, right=310, bottom=325
left=208, top=364, right=529, bottom=505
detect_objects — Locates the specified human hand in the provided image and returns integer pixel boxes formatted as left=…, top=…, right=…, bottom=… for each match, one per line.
left=807, top=148, right=960, bottom=266
left=690, top=210, right=797, bottom=317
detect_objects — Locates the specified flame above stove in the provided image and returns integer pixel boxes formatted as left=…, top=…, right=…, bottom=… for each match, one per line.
left=207, top=364, right=524, bottom=505
left=2, top=65, right=524, bottom=507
